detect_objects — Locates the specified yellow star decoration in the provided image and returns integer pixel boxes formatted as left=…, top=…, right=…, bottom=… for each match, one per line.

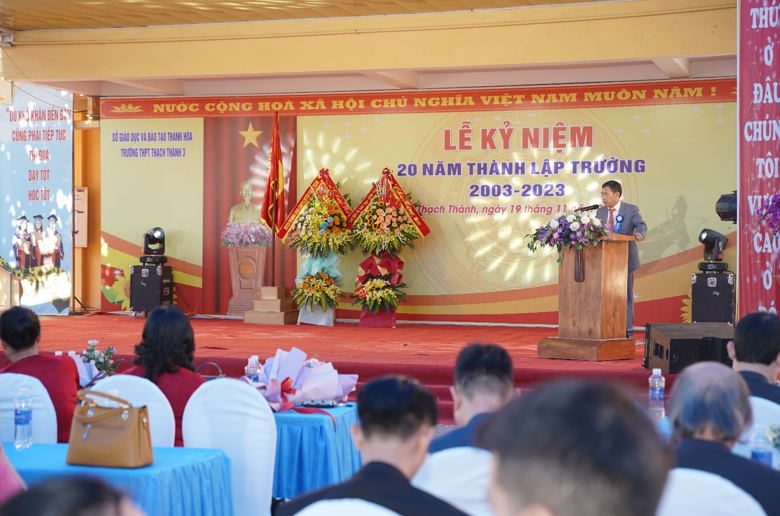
left=239, top=122, right=263, bottom=148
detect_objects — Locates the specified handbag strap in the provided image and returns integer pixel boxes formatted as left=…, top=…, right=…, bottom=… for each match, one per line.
left=78, top=389, right=132, bottom=408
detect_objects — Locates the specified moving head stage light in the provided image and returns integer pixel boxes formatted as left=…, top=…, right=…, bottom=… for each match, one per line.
left=715, top=191, right=737, bottom=223
left=141, top=227, right=167, bottom=264
left=698, top=229, right=729, bottom=272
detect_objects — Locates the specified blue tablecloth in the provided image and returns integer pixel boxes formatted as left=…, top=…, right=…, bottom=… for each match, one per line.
left=4, top=444, right=232, bottom=516
left=273, top=404, right=362, bottom=499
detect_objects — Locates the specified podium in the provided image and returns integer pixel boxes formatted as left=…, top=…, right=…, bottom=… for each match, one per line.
left=538, top=234, right=636, bottom=361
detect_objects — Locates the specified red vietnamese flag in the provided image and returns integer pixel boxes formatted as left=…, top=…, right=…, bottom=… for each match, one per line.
left=261, top=112, right=286, bottom=234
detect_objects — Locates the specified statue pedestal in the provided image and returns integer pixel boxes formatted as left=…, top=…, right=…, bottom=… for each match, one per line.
left=227, top=246, right=266, bottom=316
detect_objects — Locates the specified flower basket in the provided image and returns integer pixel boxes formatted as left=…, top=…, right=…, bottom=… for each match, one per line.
left=359, top=307, right=396, bottom=328
left=526, top=211, right=607, bottom=264
left=351, top=277, right=407, bottom=316
left=291, top=272, right=344, bottom=314
left=278, top=169, right=353, bottom=259
left=347, top=168, right=430, bottom=259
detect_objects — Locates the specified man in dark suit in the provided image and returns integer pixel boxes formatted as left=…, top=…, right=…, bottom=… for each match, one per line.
left=476, top=380, right=670, bottom=516
left=668, top=362, right=780, bottom=516
left=728, top=312, right=780, bottom=405
left=595, top=180, right=647, bottom=338
left=278, top=375, right=467, bottom=516
left=429, top=343, right=513, bottom=453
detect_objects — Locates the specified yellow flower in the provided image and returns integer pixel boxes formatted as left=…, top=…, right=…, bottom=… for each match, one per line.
left=109, top=276, right=132, bottom=310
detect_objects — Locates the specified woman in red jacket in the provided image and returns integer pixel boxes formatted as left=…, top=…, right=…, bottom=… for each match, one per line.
left=123, top=305, right=206, bottom=447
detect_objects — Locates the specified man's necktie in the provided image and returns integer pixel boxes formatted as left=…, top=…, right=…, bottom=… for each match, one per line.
left=609, top=208, right=616, bottom=232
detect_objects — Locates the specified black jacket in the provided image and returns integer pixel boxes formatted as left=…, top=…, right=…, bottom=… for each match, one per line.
left=739, top=371, right=780, bottom=406
left=675, top=437, right=780, bottom=516
left=278, top=461, right=468, bottom=516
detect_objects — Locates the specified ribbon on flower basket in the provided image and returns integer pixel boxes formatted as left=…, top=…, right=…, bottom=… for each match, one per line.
left=276, top=377, right=337, bottom=426
left=357, top=253, right=404, bottom=286
left=277, top=169, right=352, bottom=241
left=345, top=167, right=431, bottom=237
left=297, top=252, right=342, bottom=284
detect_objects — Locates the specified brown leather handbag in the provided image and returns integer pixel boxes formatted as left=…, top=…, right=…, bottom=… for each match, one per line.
left=66, top=389, right=154, bottom=468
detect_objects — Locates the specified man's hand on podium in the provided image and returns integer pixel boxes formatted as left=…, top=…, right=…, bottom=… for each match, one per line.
left=635, top=233, right=645, bottom=242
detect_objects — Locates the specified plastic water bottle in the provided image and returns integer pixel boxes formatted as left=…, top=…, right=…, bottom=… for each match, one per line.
left=245, top=356, right=260, bottom=383
left=750, top=426, right=774, bottom=467
left=648, top=368, right=665, bottom=420
left=14, top=387, right=33, bottom=450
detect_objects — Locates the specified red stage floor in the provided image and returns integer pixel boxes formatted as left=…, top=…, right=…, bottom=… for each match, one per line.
left=1, top=314, right=654, bottom=424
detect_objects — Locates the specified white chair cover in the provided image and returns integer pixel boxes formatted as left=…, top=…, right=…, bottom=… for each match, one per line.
left=655, top=467, right=766, bottom=516
left=412, top=446, right=494, bottom=516
left=295, top=499, right=402, bottom=516
left=93, top=375, right=176, bottom=447
left=732, top=396, right=780, bottom=468
left=182, top=378, right=277, bottom=516
left=0, top=373, right=58, bottom=444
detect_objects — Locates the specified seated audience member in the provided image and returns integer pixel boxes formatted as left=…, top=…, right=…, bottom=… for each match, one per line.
left=123, top=305, right=206, bottom=447
left=278, top=375, right=467, bottom=516
left=476, top=380, right=670, bottom=516
left=429, top=343, right=513, bottom=453
left=728, top=311, right=780, bottom=405
left=0, top=477, right=144, bottom=516
left=0, top=306, right=79, bottom=443
left=668, top=362, right=780, bottom=516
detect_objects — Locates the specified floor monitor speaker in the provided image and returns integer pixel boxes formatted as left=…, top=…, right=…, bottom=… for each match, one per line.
left=643, top=322, right=734, bottom=374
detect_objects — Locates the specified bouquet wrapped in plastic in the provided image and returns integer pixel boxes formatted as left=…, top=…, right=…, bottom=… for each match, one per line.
left=247, top=347, right=358, bottom=413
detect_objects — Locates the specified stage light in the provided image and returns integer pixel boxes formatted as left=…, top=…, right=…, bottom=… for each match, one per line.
left=143, top=227, right=165, bottom=255
left=139, top=227, right=168, bottom=265
left=699, top=229, right=728, bottom=262
left=715, top=191, right=737, bottom=223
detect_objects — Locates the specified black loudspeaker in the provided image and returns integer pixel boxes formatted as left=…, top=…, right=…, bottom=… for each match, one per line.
left=691, top=273, right=735, bottom=324
left=643, top=322, right=734, bottom=374
left=129, top=264, right=174, bottom=314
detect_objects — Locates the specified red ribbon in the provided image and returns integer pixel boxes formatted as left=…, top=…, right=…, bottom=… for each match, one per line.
left=278, top=377, right=337, bottom=428
left=378, top=252, right=404, bottom=285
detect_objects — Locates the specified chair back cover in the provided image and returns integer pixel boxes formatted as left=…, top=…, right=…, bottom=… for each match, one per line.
left=183, top=378, right=277, bottom=516
left=296, top=499, right=402, bottom=516
left=0, top=373, right=58, bottom=444
left=94, top=375, right=176, bottom=447
left=412, top=446, right=494, bottom=516
left=655, top=467, right=766, bottom=516
left=732, top=396, right=780, bottom=468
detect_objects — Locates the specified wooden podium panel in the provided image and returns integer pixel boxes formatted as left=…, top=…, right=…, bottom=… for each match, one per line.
left=539, top=234, right=637, bottom=361
left=558, top=243, right=628, bottom=339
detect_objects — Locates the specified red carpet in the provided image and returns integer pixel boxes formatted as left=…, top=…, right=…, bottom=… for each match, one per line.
left=1, top=314, right=657, bottom=424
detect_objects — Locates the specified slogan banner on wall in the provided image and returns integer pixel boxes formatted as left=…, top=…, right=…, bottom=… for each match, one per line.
left=0, top=84, right=73, bottom=314
left=102, top=79, right=736, bottom=324
left=739, top=1, right=780, bottom=316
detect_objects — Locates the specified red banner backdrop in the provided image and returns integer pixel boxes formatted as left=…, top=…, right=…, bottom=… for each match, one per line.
left=101, top=79, right=735, bottom=119
left=202, top=116, right=298, bottom=314
left=738, top=1, right=780, bottom=316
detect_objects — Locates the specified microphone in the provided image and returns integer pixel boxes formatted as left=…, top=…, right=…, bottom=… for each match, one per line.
left=575, top=204, right=600, bottom=212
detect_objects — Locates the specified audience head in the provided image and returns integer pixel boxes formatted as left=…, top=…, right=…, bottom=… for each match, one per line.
left=0, top=306, right=41, bottom=358
left=353, top=375, right=438, bottom=478
left=451, top=343, right=514, bottom=426
left=476, top=380, right=669, bottom=516
left=133, top=305, right=196, bottom=380
left=729, top=311, right=780, bottom=367
left=668, top=361, right=752, bottom=446
left=0, top=476, right=144, bottom=516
